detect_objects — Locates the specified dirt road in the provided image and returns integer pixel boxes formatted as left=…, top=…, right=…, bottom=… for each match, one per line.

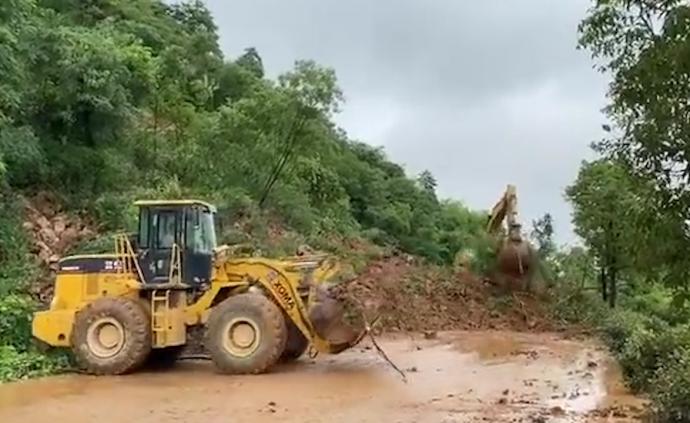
left=0, top=331, right=644, bottom=423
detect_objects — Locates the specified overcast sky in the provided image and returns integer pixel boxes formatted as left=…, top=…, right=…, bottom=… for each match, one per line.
left=204, top=0, right=608, bottom=244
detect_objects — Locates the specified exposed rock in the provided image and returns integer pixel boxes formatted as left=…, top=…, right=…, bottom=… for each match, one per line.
left=21, top=192, right=97, bottom=304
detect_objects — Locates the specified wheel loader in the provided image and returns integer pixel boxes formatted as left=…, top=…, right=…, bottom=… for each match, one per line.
left=32, top=199, right=365, bottom=375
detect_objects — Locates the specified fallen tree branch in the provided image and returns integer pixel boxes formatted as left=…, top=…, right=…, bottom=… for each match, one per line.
left=362, top=313, right=407, bottom=383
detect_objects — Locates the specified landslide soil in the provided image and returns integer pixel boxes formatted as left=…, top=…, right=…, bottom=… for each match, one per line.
left=0, top=331, right=645, bottom=423
left=344, top=256, right=556, bottom=333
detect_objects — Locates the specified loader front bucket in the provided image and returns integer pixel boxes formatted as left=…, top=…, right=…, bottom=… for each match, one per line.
left=307, top=282, right=367, bottom=354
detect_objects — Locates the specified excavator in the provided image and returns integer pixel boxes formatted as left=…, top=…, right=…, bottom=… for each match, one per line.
left=486, top=185, right=536, bottom=290
left=32, top=199, right=365, bottom=375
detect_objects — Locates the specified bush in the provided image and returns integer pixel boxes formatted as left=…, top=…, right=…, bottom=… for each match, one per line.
left=0, top=346, right=66, bottom=382
left=651, top=351, right=690, bottom=423
left=614, top=321, right=690, bottom=393
left=0, top=126, right=47, bottom=187
left=549, top=286, right=606, bottom=326
left=0, top=194, right=37, bottom=296
left=623, top=283, right=690, bottom=326
left=265, top=184, right=318, bottom=234
left=0, top=294, right=34, bottom=351
left=71, top=234, right=117, bottom=255
left=88, top=193, right=137, bottom=232
left=600, top=308, right=657, bottom=354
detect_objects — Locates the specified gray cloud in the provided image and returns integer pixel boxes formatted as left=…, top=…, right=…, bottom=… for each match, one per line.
left=205, top=0, right=608, bottom=244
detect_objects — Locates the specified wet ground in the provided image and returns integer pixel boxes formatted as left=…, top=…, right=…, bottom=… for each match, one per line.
left=0, top=331, right=645, bottom=423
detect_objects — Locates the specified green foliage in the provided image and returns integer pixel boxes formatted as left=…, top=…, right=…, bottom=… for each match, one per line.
left=566, top=160, right=644, bottom=269
left=651, top=352, right=690, bottom=423
left=0, top=346, right=66, bottom=382
left=577, top=4, right=690, bottom=416
left=0, top=294, right=34, bottom=350
left=0, top=194, right=36, bottom=296
left=617, top=324, right=690, bottom=393
left=622, top=283, right=690, bottom=326
left=580, top=1, right=690, bottom=212
left=0, top=125, right=46, bottom=188
left=600, top=308, right=657, bottom=355
left=579, top=1, right=690, bottom=292
left=576, top=301, right=690, bottom=417
left=530, top=213, right=555, bottom=258
left=552, top=288, right=607, bottom=326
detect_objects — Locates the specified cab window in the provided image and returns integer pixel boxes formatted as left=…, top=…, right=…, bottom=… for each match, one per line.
left=138, top=207, right=150, bottom=248
left=185, top=208, right=216, bottom=254
left=156, top=211, right=177, bottom=249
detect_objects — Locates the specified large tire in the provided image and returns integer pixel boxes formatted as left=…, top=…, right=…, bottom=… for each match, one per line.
left=205, top=293, right=287, bottom=374
left=71, top=297, right=151, bottom=375
left=280, top=320, right=309, bottom=363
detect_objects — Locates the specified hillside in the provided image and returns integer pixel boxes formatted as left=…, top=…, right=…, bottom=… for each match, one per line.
left=0, top=0, right=504, bottom=381
left=0, top=0, right=491, bottom=265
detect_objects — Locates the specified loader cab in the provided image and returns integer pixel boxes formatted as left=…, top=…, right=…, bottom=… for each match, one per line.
left=134, top=200, right=217, bottom=286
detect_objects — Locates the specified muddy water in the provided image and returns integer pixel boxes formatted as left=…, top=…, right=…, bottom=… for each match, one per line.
left=0, top=331, right=644, bottom=423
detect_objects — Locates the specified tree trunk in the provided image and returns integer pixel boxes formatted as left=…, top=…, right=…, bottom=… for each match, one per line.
left=600, top=266, right=608, bottom=302
left=608, top=258, right=617, bottom=308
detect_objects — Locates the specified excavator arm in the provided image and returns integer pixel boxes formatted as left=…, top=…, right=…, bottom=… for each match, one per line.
left=485, top=184, right=535, bottom=286
left=487, top=184, right=522, bottom=241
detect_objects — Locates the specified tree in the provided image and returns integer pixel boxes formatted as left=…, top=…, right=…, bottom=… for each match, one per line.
left=579, top=1, right=690, bottom=221
left=0, top=0, right=33, bottom=121
left=579, top=0, right=690, bottom=295
left=531, top=213, right=555, bottom=258
left=236, top=47, right=264, bottom=79
left=257, top=61, right=343, bottom=207
left=417, top=170, right=437, bottom=196
left=28, top=24, right=156, bottom=146
left=566, top=160, right=643, bottom=307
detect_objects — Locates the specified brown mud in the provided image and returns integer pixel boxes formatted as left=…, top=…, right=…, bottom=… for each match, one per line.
left=0, top=331, right=644, bottom=423
left=345, top=257, right=556, bottom=333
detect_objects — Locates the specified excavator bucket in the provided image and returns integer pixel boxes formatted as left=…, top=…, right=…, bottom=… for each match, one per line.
left=497, top=238, right=533, bottom=278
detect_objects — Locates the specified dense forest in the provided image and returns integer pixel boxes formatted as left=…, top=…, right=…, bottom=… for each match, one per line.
left=3, top=0, right=690, bottom=421
left=0, top=0, right=489, bottom=263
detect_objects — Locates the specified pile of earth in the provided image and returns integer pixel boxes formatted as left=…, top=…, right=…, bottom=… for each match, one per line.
left=337, top=256, right=555, bottom=333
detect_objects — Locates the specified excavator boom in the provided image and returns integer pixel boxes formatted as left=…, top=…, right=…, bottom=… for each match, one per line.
left=487, top=184, right=520, bottom=239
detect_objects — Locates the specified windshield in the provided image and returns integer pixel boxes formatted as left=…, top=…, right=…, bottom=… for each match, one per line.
left=188, top=208, right=217, bottom=254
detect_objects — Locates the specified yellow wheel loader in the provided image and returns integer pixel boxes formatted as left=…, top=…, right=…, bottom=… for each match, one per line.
left=32, top=200, right=365, bottom=375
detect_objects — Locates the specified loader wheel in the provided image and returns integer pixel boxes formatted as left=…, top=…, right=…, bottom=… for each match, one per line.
left=280, top=320, right=309, bottom=362
left=205, top=293, right=287, bottom=374
left=71, top=297, right=151, bottom=375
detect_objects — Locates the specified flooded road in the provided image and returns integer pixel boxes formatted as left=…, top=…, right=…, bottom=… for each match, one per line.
left=0, top=331, right=644, bottom=423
